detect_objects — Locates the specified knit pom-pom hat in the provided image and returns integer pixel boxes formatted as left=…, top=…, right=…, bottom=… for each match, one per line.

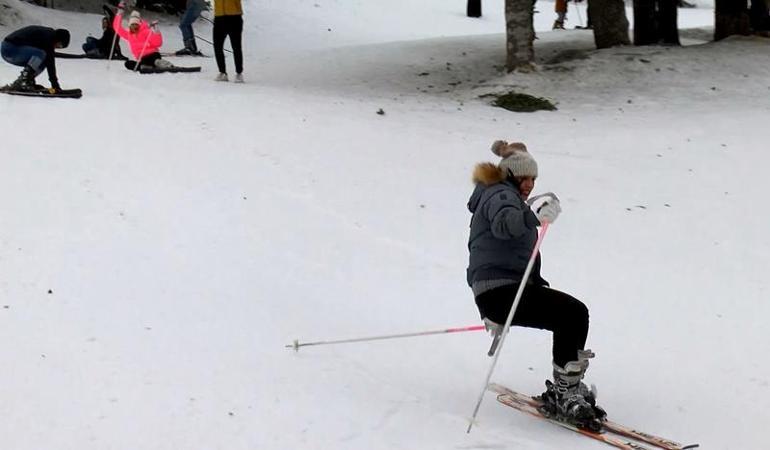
left=491, top=140, right=538, bottom=178
left=128, top=10, right=142, bottom=26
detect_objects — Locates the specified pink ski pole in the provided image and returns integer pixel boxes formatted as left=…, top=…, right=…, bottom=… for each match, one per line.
left=286, top=325, right=486, bottom=352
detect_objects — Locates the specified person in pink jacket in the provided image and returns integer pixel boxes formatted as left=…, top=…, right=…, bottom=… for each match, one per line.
left=113, top=7, right=172, bottom=70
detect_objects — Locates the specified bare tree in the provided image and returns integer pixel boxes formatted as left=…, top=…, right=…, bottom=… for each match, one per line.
left=633, top=0, right=680, bottom=45
left=589, top=0, right=631, bottom=48
left=715, top=0, right=751, bottom=40
left=657, top=0, right=679, bottom=44
left=504, top=0, right=535, bottom=71
left=749, top=0, right=770, bottom=33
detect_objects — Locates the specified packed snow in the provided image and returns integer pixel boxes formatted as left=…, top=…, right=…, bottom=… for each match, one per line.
left=1, top=0, right=768, bottom=449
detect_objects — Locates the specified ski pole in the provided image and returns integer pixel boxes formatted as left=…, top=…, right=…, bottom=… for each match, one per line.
left=108, top=34, right=119, bottom=60
left=133, top=23, right=154, bottom=72
left=286, top=325, right=486, bottom=352
left=107, top=31, right=120, bottom=67
left=107, top=7, right=121, bottom=69
left=195, top=33, right=233, bottom=53
left=466, top=222, right=551, bottom=434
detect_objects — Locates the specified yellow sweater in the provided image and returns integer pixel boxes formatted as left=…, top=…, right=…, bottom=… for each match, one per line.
left=214, top=0, right=242, bottom=16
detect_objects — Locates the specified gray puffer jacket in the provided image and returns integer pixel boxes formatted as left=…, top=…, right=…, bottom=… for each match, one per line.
left=466, top=163, right=547, bottom=287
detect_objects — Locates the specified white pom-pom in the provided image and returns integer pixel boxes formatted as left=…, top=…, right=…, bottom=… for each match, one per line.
left=491, top=141, right=527, bottom=158
left=490, top=140, right=508, bottom=157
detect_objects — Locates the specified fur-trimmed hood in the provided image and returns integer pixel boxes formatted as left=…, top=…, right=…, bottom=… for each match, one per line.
left=472, top=162, right=507, bottom=186
left=467, top=162, right=520, bottom=214
left=465, top=160, right=542, bottom=288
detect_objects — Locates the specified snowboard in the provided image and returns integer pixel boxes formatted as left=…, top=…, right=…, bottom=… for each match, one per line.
left=0, top=86, right=82, bottom=98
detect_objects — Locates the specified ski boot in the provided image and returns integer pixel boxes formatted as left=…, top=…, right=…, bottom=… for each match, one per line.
left=4, top=66, right=37, bottom=92
left=539, top=350, right=606, bottom=431
left=552, top=12, right=566, bottom=30
left=154, top=58, right=174, bottom=69
left=176, top=38, right=203, bottom=56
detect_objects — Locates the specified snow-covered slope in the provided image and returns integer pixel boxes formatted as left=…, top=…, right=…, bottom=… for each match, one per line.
left=1, top=1, right=767, bottom=450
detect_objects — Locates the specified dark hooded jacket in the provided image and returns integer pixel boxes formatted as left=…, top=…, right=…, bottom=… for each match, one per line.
left=97, top=6, right=123, bottom=58
left=4, top=26, right=67, bottom=86
left=466, top=162, right=548, bottom=287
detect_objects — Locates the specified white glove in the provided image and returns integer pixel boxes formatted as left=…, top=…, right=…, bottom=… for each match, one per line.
left=536, top=198, right=562, bottom=224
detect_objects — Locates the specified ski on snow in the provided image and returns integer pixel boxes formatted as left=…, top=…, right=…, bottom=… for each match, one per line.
left=0, top=86, right=82, bottom=98
left=137, top=65, right=201, bottom=74
left=487, top=383, right=699, bottom=450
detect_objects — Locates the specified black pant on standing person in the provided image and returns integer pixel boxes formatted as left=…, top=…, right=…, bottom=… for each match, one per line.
left=213, top=15, right=243, bottom=82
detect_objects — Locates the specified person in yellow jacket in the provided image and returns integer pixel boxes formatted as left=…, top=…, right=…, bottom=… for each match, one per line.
left=213, top=0, right=243, bottom=82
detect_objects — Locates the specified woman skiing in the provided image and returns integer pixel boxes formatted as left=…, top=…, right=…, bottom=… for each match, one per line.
left=466, top=140, right=605, bottom=430
left=112, top=8, right=172, bottom=70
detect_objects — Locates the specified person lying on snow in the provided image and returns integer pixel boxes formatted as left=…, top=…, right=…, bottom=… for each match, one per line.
left=113, top=6, right=172, bottom=70
left=1, top=25, right=70, bottom=93
left=82, top=5, right=126, bottom=59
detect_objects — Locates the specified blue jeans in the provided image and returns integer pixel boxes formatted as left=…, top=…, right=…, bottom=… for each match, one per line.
left=1, top=40, right=46, bottom=74
left=179, top=3, right=205, bottom=42
left=82, top=36, right=99, bottom=54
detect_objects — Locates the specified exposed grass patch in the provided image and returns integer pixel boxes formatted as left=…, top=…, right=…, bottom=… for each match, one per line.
left=545, top=49, right=590, bottom=65
left=485, top=91, right=557, bottom=112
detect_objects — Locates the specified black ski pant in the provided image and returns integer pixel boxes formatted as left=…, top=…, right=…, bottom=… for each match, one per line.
left=213, top=15, right=243, bottom=74
left=124, top=52, right=161, bottom=71
left=475, top=283, right=589, bottom=368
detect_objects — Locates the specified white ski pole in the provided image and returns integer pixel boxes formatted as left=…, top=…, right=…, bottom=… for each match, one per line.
left=286, top=324, right=487, bottom=351
left=133, top=22, right=155, bottom=72
left=466, top=222, right=551, bottom=433
left=107, top=8, right=121, bottom=69
left=107, top=33, right=119, bottom=64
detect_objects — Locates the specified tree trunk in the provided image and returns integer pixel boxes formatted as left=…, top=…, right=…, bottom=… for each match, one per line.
left=633, top=0, right=658, bottom=45
left=467, top=0, right=482, bottom=18
left=635, top=0, right=680, bottom=45
left=715, top=0, right=750, bottom=40
left=590, top=0, right=631, bottom=48
left=505, top=0, right=535, bottom=71
left=658, top=0, right=680, bottom=44
left=749, top=0, right=770, bottom=31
